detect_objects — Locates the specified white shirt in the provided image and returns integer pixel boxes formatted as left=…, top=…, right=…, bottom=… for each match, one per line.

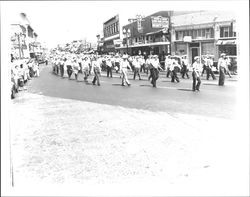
left=133, top=60, right=141, bottom=68
left=120, top=60, right=130, bottom=70
left=192, top=61, right=203, bottom=75
left=218, top=58, right=227, bottom=69
left=106, top=60, right=112, bottom=67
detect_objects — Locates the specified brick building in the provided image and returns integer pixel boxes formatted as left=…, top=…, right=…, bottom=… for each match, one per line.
left=116, top=11, right=171, bottom=58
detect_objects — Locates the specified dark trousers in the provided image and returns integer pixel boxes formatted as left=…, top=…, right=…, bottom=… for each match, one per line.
left=55, top=65, right=59, bottom=75
left=201, top=64, right=206, bottom=76
left=171, top=70, right=180, bottom=82
left=60, top=64, right=64, bottom=77
left=151, top=68, right=159, bottom=87
left=92, top=68, right=100, bottom=85
left=107, top=66, right=112, bottom=77
left=133, top=68, right=141, bottom=80
left=67, top=66, right=73, bottom=79
left=206, top=67, right=216, bottom=80
left=140, top=64, right=146, bottom=73
left=192, top=71, right=201, bottom=91
left=181, top=65, right=189, bottom=78
left=219, top=68, right=225, bottom=86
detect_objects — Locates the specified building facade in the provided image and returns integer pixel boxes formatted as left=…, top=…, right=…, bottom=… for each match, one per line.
left=171, top=11, right=237, bottom=63
left=117, top=11, right=171, bottom=58
left=11, top=13, right=42, bottom=59
left=102, top=14, right=127, bottom=54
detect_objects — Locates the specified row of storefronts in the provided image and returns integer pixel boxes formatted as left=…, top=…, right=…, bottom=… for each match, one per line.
left=97, top=11, right=237, bottom=63
left=10, top=13, right=46, bottom=59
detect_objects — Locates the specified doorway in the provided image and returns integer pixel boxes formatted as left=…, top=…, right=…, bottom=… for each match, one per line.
left=191, top=48, right=199, bottom=63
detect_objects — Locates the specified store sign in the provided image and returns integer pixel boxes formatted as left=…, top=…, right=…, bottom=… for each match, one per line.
left=183, top=36, right=192, bottom=42
left=113, top=39, right=123, bottom=45
left=151, top=16, right=169, bottom=29
left=137, top=15, right=144, bottom=33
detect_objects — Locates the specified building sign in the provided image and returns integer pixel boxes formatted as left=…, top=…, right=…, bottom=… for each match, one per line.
left=183, top=36, right=192, bottom=42
left=151, top=16, right=169, bottom=29
left=136, top=15, right=144, bottom=33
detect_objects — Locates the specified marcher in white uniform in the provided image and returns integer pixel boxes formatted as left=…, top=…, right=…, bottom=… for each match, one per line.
left=91, top=56, right=101, bottom=86
left=191, top=56, right=202, bottom=91
left=132, top=56, right=142, bottom=80
left=120, top=55, right=132, bottom=86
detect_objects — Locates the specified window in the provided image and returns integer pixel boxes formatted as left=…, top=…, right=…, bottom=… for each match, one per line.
left=198, top=29, right=201, bottom=37
left=176, top=31, right=183, bottom=40
left=202, top=29, right=205, bottom=37
left=205, top=28, right=211, bottom=38
left=224, top=27, right=229, bottom=37
left=220, top=26, right=230, bottom=38
left=193, top=30, right=197, bottom=39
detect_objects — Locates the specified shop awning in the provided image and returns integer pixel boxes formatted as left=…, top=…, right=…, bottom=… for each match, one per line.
left=115, top=41, right=170, bottom=49
left=145, top=29, right=163, bottom=35
left=216, top=39, right=237, bottom=45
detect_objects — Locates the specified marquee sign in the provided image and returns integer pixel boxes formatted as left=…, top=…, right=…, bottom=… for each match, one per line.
left=151, top=16, right=169, bottom=29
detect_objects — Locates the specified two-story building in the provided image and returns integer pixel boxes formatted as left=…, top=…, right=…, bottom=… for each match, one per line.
left=102, top=14, right=128, bottom=54
left=116, top=11, right=171, bottom=58
left=171, top=11, right=237, bottom=63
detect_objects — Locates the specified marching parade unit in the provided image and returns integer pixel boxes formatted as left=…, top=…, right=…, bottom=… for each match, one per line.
left=47, top=48, right=235, bottom=90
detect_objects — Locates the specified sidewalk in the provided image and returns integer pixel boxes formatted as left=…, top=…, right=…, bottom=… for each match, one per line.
left=9, top=92, right=247, bottom=196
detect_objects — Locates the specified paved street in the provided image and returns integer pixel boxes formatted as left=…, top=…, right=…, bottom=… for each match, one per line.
left=25, top=63, right=237, bottom=119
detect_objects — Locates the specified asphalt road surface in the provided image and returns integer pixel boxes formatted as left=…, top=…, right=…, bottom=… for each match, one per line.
left=26, top=64, right=237, bottom=119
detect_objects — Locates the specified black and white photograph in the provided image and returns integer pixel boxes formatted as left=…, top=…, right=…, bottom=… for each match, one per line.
left=1, top=0, right=249, bottom=196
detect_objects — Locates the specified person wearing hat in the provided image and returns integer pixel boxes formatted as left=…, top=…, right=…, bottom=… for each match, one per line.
left=170, top=57, right=181, bottom=83
left=191, top=56, right=202, bottom=91
left=201, top=55, right=208, bottom=77
left=150, top=55, right=163, bottom=87
left=106, top=57, right=113, bottom=78
left=218, top=53, right=228, bottom=86
left=59, top=57, right=65, bottom=78
left=132, top=56, right=142, bottom=80
left=206, top=55, right=216, bottom=80
left=165, top=55, right=172, bottom=78
left=91, top=56, right=101, bottom=86
left=66, top=57, right=73, bottom=79
left=72, top=58, right=80, bottom=81
left=120, top=55, right=132, bottom=86
left=82, top=56, right=90, bottom=82
left=181, top=55, right=190, bottom=79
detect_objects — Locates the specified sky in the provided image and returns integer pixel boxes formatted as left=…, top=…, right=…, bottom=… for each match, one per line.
left=1, top=1, right=243, bottom=49
left=2, top=1, right=180, bottom=49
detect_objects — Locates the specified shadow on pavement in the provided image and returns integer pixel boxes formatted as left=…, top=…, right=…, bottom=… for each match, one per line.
left=177, top=88, right=193, bottom=91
